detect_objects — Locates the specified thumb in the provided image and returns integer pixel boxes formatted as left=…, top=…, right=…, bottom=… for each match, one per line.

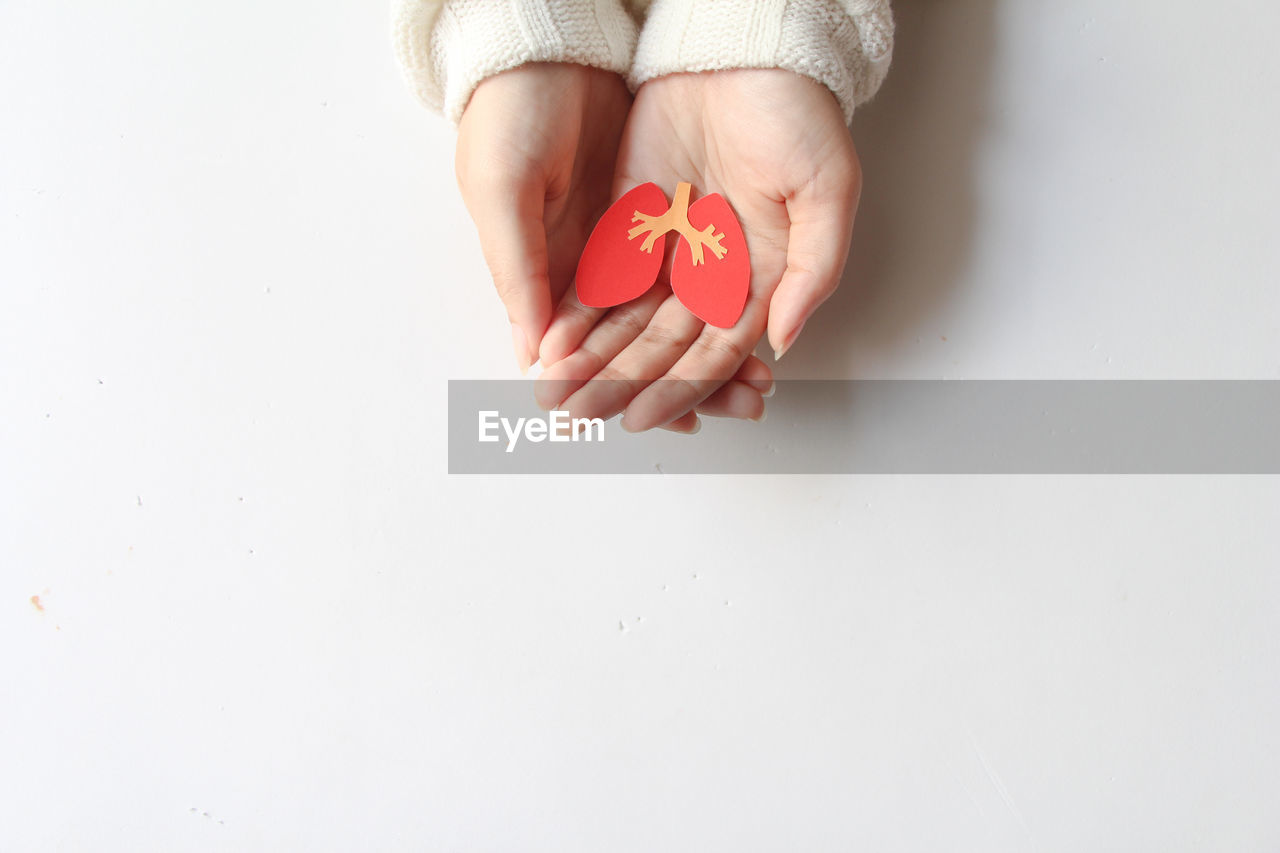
left=766, top=177, right=861, bottom=361
left=466, top=177, right=554, bottom=374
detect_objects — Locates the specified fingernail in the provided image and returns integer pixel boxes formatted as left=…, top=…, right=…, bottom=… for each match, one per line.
left=689, top=417, right=702, bottom=435
left=774, top=319, right=808, bottom=362
left=762, top=381, right=776, bottom=398
left=751, top=407, right=767, bottom=423
left=511, top=324, right=531, bottom=376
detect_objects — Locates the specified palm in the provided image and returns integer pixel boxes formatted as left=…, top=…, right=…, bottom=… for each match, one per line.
left=537, top=70, right=860, bottom=431
left=539, top=77, right=633, bottom=308
left=615, top=75, right=801, bottom=321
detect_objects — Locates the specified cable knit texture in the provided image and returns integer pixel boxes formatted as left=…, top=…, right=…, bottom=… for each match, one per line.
left=391, top=0, right=639, bottom=124
left=391, top=0, right=893, bottom=125
left=630, top=0, right=892, bottom=123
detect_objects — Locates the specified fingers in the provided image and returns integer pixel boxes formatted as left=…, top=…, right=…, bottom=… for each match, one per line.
left=671, top=355, right=772, bottom=427
left=655, top=355, right=773, bottom=429
left=654, top=377, right=770, bottom=434
left=537, top=300, right=768, bottom=432
left=539, top=284, right=607, bottom=366
left=659, top=411, right=701, bottom=434
left=620, top=298, right=770, bottom=432
left=766, top=156, right=863, bottom=360
left=553, top=293, right=702, bottom=424
left=730, top=354, right=775, bottom=397
left=533, top=285, right=669, bottom=410
left=458, top=169, right=554, bottom=374
left=693, top=378, right=767, bottom=422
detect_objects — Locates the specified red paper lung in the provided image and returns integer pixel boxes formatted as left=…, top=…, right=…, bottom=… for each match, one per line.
left=575, top=181, right=749, bottom=329
left=670, top=193, right=750, bottom=329
left=575, top=182, right=669, bottom=309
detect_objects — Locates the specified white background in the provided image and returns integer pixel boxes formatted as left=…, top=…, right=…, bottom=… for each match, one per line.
left=2, top=0, right=1278, bottom=850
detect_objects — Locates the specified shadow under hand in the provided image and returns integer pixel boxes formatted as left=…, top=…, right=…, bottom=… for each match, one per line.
left=782, top=0, right=999, bottom=377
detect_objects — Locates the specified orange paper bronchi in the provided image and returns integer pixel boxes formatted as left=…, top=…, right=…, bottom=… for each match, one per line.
left=575, top=181, right=750, bottom=329
left=627, top=182, right=728, bottom=266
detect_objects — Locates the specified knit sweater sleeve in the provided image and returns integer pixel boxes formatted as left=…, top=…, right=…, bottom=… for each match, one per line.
left=628, top=0, right=894, bottom=123
left=391, top=0, right=640, bottom=124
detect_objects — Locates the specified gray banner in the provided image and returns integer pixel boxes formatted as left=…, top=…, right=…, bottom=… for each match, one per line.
left=448, top=380, right=1280, bottom=474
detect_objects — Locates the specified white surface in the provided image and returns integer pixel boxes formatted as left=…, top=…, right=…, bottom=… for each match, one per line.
left=2, top=1, right=1278, bottom=850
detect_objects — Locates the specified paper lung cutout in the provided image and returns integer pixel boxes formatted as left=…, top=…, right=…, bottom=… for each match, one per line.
left=575, top=183, right=669, bottom=310
left=671, top=192, right=750, bottom=329
left=576, top=182, right=749, bottom=328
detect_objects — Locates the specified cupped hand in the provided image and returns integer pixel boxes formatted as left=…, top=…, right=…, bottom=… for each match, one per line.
left=455, top=63, right=630, bottom=373
left=537, top=69, right=862, bottom=431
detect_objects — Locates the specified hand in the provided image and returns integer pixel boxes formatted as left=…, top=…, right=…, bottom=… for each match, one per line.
left=455, top=63, right=631, bottom=373
left=537, top=69, right=862, bottom=431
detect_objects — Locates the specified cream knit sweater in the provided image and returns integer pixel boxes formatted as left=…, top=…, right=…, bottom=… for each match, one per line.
left=391, top=0, right=894, bottom=125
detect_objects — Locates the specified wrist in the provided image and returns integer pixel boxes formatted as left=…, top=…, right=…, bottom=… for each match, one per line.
left=393, top=0, right=639, bottom=125
left=628, top=0, right=893, bottom=123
